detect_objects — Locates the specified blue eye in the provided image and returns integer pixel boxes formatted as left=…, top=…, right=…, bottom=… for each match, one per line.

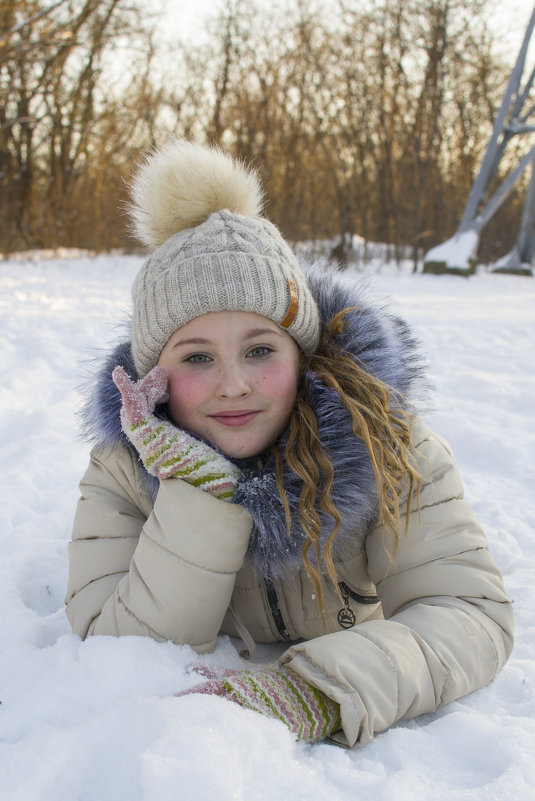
left=248, top=346, right=272, bottom=358
left=185, top=353, right=211, bottom=364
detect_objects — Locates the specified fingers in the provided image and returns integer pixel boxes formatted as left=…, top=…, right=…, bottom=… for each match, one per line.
left=112, top=365, right=169, bottom=425
left=175, top=679, right=225, bottom=697
left=139, top=366, right=169, bottom=407
left=112, top=365, right=132, bottom=395
left=186, top=662, right=239, bottom=681
left=174, top=678, right=242, bottom=702
left=112, top=365, right=149, bottom=424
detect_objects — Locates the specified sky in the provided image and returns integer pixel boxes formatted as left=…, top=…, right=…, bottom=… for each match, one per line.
left=148, top=0, right=535, bottom=70
left=490, top=0, right=535, bottom=62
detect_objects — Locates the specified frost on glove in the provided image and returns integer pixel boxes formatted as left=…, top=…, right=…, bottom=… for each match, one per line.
left=112, top=365, right=241, bottom=500
left=178, top=664, right=342, bottom=743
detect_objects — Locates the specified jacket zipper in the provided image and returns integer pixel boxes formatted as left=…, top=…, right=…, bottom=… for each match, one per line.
left=338, top=580, right=379, bottom=605
left=265, top=579, right=378, bottom=639
left=337, top=581, right=379, bottom=629
left=264, top=579, right=292, bottom=641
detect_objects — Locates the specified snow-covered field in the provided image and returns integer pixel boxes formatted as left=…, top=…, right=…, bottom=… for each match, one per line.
left=0, top=253, right=534, bottom=800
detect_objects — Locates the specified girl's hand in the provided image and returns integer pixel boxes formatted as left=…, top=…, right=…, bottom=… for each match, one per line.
left=112, top=366, right=241, bottom=500
left=176, top=665, right=341, bottom=742
left=112, top=365, right=169, bottom=425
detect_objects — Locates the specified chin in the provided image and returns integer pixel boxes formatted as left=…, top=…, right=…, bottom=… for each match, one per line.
left=221, top=446, right=256, bottom=460
left=218, top=439, right=266, bottom=460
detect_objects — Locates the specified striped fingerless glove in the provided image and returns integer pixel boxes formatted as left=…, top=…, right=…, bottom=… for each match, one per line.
left=112, top=365, right=241, bottom=500
left=180, top=666, right=342, bottom=743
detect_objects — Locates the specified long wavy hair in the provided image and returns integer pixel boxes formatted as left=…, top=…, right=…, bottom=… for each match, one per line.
left=273, top=309, right=421, bottom=615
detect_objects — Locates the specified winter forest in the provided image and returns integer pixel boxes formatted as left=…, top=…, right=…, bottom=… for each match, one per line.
left=2, top=0, right=535, bottom=264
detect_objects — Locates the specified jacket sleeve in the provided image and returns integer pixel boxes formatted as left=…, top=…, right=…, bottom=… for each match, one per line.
left=278, top=420, right=514, bottom=747
left=65, top=444, right=252, bottom=652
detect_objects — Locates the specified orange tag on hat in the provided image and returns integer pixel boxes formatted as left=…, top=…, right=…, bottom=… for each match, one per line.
left=280, top=279, right=299, bottom=328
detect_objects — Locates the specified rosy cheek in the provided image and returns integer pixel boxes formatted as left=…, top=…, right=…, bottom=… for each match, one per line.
left=167, top=372, right=207, bottom=415
left=259, top=364, right=298, bottom=399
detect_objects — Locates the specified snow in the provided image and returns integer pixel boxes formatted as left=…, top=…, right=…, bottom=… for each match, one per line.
left=423, top=229, right=480, bottom=271
left=1, top=253, right=534, bottom=800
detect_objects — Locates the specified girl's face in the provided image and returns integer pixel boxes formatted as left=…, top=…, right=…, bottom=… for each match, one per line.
left=158, top=311, right=300, bottom=459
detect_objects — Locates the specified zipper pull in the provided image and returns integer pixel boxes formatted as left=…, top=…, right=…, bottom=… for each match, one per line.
left=337, top=582, right=357, bottom=629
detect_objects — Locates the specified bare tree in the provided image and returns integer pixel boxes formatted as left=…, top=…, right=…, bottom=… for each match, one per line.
left=0, top=0, right=518, bottom=260
left=0, top=0, right=156, bottom=252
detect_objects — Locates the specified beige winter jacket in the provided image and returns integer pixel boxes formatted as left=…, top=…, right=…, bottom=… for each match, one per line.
left=66, top=417, right=513, bottom=747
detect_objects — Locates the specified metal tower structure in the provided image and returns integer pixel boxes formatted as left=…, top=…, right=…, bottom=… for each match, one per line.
left=423, top=6, right=535, bottom=276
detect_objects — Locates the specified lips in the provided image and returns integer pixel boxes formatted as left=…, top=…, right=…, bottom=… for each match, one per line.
left=209, top=410, right=260, bottom=427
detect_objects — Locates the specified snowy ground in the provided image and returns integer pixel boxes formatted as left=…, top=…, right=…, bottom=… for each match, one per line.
left=0, top=253, right=534, bottom=801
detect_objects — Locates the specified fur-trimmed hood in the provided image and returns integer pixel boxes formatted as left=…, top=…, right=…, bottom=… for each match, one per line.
left=80, top=263, right=427, bottom=579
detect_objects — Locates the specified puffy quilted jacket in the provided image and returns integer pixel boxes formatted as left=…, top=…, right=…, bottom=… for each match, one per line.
left=66, top=417, right=513, bottom=747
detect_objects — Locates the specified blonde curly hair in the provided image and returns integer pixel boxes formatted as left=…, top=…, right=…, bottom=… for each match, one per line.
left=273, top=309, right=421, bottom=615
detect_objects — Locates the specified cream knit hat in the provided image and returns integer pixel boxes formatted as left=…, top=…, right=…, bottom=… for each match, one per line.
left=129, top=140, right=321, bottom=377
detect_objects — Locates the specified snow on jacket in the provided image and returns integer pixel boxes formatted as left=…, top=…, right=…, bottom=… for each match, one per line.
left=66, top=265, right=513, bottom=747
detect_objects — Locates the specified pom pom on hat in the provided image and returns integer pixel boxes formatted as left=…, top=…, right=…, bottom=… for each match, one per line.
left=129, top=140, right=264, bottom=248
left=128, top=139, right=321, bottom=377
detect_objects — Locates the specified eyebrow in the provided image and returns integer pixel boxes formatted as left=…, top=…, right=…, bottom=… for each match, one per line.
left=171, top=337, right=211, bottom=348
left=170, top=327, right=283, bottom=349
left=245, top=327, right=284, bottom=339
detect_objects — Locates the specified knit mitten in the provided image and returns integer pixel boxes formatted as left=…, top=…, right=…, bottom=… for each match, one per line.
left=178, top=665, right=342, bottom=742
left=112, top=365, right=241, bottom=500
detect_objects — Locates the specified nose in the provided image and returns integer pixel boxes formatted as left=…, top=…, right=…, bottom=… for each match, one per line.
left=215, top=361, right=251, bottom=399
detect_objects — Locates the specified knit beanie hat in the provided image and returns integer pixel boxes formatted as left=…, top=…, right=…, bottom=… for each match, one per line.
left=129, top=140, right=321, bottom=378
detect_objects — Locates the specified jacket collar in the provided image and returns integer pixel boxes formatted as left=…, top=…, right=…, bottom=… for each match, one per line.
left=80, top=263, right=427, bottom=578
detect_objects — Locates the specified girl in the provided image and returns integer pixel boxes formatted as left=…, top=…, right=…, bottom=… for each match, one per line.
left=66, top=140, right=513, bottom=747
